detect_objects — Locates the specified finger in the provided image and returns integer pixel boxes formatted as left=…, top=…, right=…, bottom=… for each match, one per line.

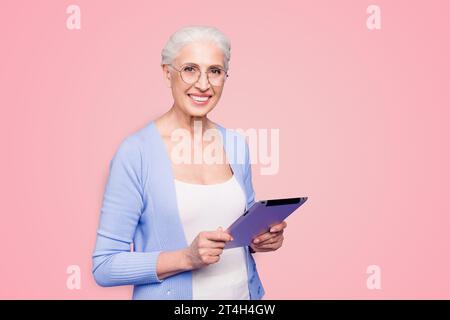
left=253, top=232, right=275, bottom=244
left=250, top=244, right=272, bottom=252
left=224, top=227, right=233, bottom=237
left=253, top=230, right=283, bottom=244
left=217, top=226, right=234, bottom=241
left=203, top=239, right=227, bottom=249
left=256, top=237, right=283, bottom=249
left=256, top=242, right=280, bottom=250
left=204, top=255, right=220, bottom=264
left=204, top=230, right=233, bottom=242
left=258, top=233, right=283, bottom=245
left=269, top=221, right=287, bottom=233
left=206, top=248, right=224, bottom=256
left=199, top=247, right=223, bottom=257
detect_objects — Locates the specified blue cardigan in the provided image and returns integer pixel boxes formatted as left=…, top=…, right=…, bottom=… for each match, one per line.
left=92, top=121, right=265, bottom=299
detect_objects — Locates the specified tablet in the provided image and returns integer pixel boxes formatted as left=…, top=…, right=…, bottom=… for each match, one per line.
left=224, top=197, right=308, bottom=249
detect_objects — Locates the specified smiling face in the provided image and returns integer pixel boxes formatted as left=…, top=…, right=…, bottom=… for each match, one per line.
left=162, top=41, right=227, bottom=118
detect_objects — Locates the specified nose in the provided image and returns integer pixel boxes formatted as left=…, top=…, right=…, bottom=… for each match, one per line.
left=194, top=71, right=211, bottom=91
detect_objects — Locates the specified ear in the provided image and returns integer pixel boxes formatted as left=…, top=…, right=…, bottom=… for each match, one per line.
left=161, top=64, right=172, bottom=88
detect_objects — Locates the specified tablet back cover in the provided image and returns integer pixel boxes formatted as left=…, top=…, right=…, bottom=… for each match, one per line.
left=224, top=197, right=307, bottom=249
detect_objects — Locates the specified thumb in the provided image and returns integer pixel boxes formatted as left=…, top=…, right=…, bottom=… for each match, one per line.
left=219, top=226, right=233, bottom=241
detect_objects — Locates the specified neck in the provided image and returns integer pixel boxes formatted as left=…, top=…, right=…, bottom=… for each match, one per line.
left=164, top=104, right=214, bottom=136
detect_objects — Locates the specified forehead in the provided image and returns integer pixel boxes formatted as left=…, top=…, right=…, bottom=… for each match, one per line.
left=175, top=41, right=225, bottom=67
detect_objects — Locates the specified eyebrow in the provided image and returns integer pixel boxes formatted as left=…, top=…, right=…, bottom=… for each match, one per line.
left=183, top=62, right=225, bottom=69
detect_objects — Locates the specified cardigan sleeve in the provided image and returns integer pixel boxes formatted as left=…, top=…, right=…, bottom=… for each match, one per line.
left=92, top=138, right=163, bottom=287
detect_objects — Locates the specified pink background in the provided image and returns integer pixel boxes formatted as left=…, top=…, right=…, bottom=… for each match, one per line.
left=1, top=0, right=449, bottom=299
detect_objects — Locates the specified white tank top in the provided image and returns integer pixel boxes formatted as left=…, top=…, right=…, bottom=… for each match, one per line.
left=174, top=174, right=250, bottom=300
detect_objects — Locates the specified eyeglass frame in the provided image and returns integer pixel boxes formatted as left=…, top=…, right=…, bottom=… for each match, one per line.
left=167, top=63, right=229, bottom=85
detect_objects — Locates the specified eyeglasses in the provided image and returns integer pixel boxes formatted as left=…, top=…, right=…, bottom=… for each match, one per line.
left=168, top=63, right=229, bottom=86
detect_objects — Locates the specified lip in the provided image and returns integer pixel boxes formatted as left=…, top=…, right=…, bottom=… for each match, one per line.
left=187, top=93, right=212, bottom=106
left=187, top=93, right=212, bottom=97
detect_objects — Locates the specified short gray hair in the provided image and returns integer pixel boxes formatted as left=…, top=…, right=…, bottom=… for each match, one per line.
left=161, top=25, right=231, bottom=71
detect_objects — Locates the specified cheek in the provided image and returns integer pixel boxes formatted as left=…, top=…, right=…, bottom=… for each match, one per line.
left=215, top=86, right=224, bottom=96
left=172, top=84, right=188, bottom=100
left=210, top=88, right=224, bottom=103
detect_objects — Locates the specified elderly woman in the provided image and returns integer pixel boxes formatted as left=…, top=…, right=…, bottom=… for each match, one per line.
left=92, top=25, right=287, bottom=300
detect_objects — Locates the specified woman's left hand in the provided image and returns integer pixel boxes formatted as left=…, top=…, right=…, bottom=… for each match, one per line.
left=250, top=221, right=287, bottom=252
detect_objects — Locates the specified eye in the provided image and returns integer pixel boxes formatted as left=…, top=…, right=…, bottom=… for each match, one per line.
left=210, top=68, right=223, bottom=75
left=183, top=66, right=197, bottom=73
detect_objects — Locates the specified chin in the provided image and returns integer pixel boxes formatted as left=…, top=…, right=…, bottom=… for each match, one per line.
left=186, top=108, right=213, bottom=118
left=183, top=100, right=217, bottom=117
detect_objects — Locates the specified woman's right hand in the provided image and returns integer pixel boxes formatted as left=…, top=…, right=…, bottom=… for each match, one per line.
left=183, top=226, right=233, bottom=270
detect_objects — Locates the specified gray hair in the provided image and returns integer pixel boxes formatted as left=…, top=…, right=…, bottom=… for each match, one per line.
left=161, top=25, right=231, bottom=71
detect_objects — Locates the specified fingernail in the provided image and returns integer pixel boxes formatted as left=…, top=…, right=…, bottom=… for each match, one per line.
left=270, top=228, right=276, bottom=232
left=254, top=239, right=259, bottom=243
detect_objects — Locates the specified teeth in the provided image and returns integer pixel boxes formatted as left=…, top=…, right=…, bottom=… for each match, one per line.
left=189, top=95, right=210, bottom=102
